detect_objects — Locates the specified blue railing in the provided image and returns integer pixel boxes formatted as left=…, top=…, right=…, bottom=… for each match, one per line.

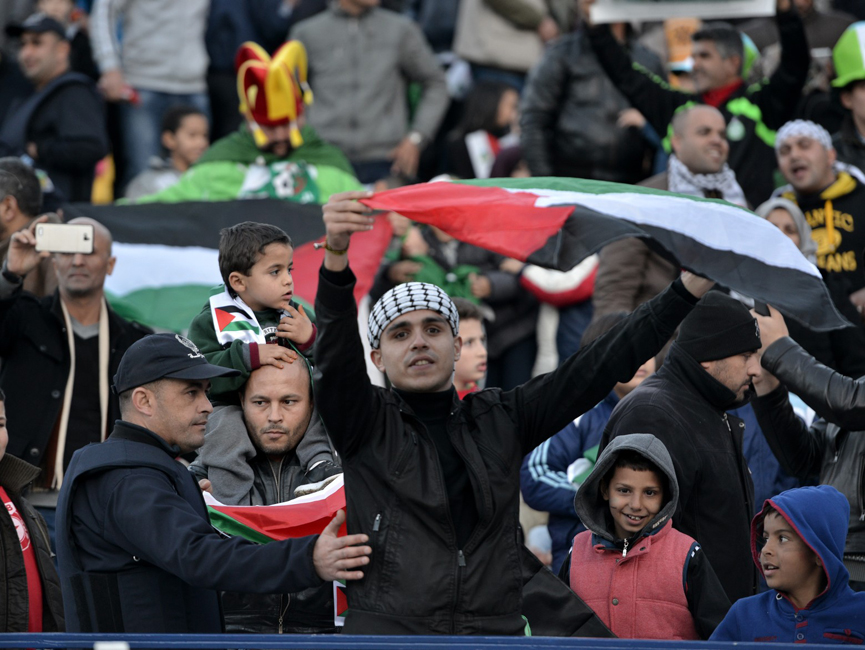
left=0, top=635, right=844, bottom=649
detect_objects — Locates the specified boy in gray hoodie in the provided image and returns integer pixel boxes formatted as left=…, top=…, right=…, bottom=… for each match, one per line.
left=561, top=433, right=730, bottom=639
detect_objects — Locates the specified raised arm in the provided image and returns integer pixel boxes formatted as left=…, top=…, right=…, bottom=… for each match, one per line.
left=756, top=306, right=865, bottom=430
left=579, top=0, right=691, bottom=135
left=512, top=273, right=710, bottom=454
left=313, top=191, right=381, bottom=458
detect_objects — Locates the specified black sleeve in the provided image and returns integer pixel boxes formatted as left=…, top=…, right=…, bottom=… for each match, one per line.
left=751, top=383, right=826, bottom=479
left=586, top=25, right=693, bottom=136
left=313, top=265, right=383, bottom=458
left=510, top=278, right=697, bottom=456
left=749, top=8, right=810, bottom=129
left=33, top=86, right=109, bottom=172
left=103, top=470, right=323, bottom=594
left=558, top=548, right=572, bottom=584
left=763, top=336, right=865, bottom=430
left=684, top=542, right=732, bottom=639
left=519, top=40, right=569, bottom=177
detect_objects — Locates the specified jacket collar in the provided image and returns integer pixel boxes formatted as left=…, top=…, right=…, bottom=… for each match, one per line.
left=109, top=420, right=182, bottom=458
left=664, top=343, right=747, bottom=411
left=0, top=453, right=41, bottom=493
left=591, top=519, right=674, bottom=557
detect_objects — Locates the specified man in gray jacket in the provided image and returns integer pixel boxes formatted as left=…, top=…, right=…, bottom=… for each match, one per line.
left=291, top=0, right=449, bottom=183
left=192, top=359, right=340, bottom=633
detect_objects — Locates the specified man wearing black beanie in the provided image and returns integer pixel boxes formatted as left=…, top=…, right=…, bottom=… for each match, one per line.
left=600, top=291, right=762, bottom=605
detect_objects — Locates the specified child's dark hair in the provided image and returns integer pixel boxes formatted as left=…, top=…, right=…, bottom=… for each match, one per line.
left=0, top=387, right=5, bottom=402
left=602, top=449, right=669, bottom=500
left=219, top=222, right=292, bottom=296
left=452, top=297, right=483, bottom=323
left=161, top=105, right=206, bottom=135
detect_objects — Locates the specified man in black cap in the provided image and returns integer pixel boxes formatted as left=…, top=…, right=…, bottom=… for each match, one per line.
left=601, top=291, right=762, bottom=604
left=55, top=332, right=371, bottom=633
left=0, top=13, right=108, bottom=202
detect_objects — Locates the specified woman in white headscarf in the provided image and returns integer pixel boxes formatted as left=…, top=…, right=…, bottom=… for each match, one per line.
left=755, top=197, right=818, bottom=265
left=754, top=197, right=865, bottom=378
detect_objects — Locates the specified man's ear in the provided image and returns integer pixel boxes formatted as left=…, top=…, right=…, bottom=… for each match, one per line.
left=453, top=335, right=462, bottom=362
left=841, top=90, right=853, bottom=111
left=0, top=195, right=17, bottom=222
left=131, top=386, right=155, bottom=417
left=228, top=271, right=246, bottom=295
left=161, top=130, right=177, bottom=153
left=370, top=348, right=385, bottom=373
left=106, top=256, right=117, bottom=277
left=670, top=134, right=681, bottom=157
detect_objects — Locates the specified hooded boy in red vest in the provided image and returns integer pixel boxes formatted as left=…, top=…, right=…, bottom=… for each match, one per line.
left=560, top=433, right=730, bottom=639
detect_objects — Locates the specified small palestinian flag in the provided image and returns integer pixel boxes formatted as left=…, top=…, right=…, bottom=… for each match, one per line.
left=214, top=304, right=259, bottom=335
left=363, top=177, right=848, bottom=331
left=204, top=476, right=347, bottom=625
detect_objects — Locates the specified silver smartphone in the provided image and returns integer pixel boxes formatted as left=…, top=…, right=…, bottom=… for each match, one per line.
left=35, top=223, right=94, bottom=254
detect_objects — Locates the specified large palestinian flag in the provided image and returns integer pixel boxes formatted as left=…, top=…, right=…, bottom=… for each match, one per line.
left=66, top=200, right=392, bottom=332
left=363, top=177, right=848, bottom=331
left=204, top=476, right=349, bottom=625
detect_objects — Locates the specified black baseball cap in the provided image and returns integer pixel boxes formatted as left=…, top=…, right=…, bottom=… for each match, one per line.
left=5, top=13, right=68, bottom=40
left=113, top=333, right=239, bottom=395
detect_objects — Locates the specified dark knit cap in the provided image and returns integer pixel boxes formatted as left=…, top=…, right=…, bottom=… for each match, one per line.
left=676, top=292, right=761, bottom=362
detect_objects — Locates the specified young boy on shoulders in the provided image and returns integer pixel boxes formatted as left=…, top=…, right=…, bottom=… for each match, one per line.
left=188, top=221, right=339, bottom=488
left=451, top=298, right=488, bottom=399
left=561, top=433, right=729, bottom=640
left=711, top=485, right=865, bottom=644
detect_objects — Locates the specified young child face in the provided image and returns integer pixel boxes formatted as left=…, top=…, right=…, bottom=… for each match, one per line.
left=164, top=114, right=209, bottom=169
left=233, top=243, right=294, bottom=312
left=760, top=511, right=825, bottom=608
left=600, top=465, right=665, bottom=540
left=454, top=318, right=487, bottom=387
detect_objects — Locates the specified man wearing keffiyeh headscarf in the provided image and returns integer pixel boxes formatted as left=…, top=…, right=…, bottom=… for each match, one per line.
left=774, top=119, right=865, bottom=318
left=306, top=189, right=714, bottom=637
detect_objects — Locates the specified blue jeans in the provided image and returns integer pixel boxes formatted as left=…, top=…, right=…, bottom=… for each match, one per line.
left=119, top=88, right=210, bottom=187
left=556, top=300, right=594, bottom=362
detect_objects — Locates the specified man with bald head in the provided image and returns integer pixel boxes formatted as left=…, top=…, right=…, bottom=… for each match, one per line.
left=192, top=359, right=340, bottom=633
left=0, top=215, right=150, bottom=539
left=594, top=104, right=747, bottom=318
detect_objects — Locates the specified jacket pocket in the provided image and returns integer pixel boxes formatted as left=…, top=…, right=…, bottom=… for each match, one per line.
left=823, top=629, right=865, bottom=644
left=391, top=429, right=418, bottom=478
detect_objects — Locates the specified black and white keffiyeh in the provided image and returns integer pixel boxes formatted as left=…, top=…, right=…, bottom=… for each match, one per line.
left=667, top=155, right=748, bottom=207
left=368, top=282, right=459, bottom=349
left=775, top=119, right=833, bottom=152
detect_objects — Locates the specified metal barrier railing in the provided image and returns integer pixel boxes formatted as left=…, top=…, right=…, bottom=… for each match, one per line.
left=0, top=635, right=841, bottom=649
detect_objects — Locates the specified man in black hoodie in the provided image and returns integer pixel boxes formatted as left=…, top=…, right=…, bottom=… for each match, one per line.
left=0, top=13, right=108, bottom=202
left=601, top=291, right=762, bottom=604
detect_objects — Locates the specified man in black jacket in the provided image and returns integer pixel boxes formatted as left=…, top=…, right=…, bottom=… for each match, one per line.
left=579, top=0, right=809, bottom=207
left=56, top=333, right=370, bottom=632
left=192, top=360, right=340, bottom=633
left=0, top=216, right=149, bottom=543
left=0, top=13, right=108, bottom=202
left=601, top=291, right=762, bottom=604
left=752, top=304, right=865, bottom=588
left=314, top=189, right=713, bottom=635
left=520, top=21, right=664, bottom=183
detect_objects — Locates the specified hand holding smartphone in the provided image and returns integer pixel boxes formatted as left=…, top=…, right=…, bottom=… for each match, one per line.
left=35, top=223, right=94, bottom=254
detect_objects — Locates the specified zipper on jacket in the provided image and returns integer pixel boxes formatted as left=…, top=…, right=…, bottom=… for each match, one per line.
left=859, top=455, right=865, bottom=521
left=622, top=538, right=629, bottom=558
left=373, top=513, right=382, bottom=532
left=723, top=413, right=731, bottom=433
left=277, top=593, right=290, bottom=633
left=458, top=549, right=466, bottom=566
left=451, top=549, right=467, bottom=633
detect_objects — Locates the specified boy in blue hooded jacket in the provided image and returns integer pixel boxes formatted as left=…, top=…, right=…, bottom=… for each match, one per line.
left=712, top=485, right=865, bottom=643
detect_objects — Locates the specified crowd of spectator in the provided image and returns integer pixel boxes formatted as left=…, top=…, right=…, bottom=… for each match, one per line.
left=3, top=0, right=865, bottom=640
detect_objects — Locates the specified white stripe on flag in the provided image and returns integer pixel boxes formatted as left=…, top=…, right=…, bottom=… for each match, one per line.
left=106, top=243, right=221, bottom=296
left=503, top=188, right=819, bottom=278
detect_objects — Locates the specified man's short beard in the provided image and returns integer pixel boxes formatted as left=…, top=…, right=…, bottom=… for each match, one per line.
left=261, top=140, right=293, bottom=156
